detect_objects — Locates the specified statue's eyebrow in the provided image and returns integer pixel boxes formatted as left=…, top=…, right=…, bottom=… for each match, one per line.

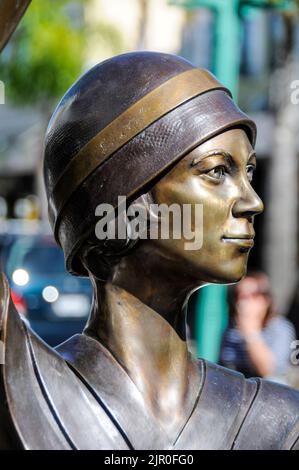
left=191, top=149, right=233, bottom=167
left=191, top=148, right=257, bottom=167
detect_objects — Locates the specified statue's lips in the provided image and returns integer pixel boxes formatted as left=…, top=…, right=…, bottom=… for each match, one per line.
left=221, top=235, right=255, bottom=248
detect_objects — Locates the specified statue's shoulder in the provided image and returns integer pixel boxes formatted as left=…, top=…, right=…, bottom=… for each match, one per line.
left=201, top=359, right=299, bottom=450
left=0, top=273, right=72, bottom=449
left=233, top=373, right=299, bottom=450
left=0, top=273, right=128, bottom=450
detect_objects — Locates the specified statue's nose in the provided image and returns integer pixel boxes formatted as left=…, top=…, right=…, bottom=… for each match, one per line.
left=232, top=179, right=264, bottom=219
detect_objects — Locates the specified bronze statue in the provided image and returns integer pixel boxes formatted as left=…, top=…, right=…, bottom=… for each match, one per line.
left=1, top=52, right=299, bottom=450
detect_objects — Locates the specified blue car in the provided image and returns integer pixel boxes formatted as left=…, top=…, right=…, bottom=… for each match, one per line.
left=4, top=234, right=92, bottom=346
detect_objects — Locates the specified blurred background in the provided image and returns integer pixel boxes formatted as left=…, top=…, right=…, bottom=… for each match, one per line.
left=0, top=0, right=299, bottom=384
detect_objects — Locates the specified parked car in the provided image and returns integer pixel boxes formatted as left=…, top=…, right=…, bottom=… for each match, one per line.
left=3, top=233, right=92, bottom=346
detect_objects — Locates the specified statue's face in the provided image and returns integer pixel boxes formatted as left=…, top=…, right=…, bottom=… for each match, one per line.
left=150, top=128, right=263, bottom=283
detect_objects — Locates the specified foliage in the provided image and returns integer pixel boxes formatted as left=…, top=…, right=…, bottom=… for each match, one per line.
left=0, top=0, right=89, bottom=106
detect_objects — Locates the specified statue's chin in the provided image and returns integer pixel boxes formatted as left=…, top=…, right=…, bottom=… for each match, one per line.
left=193, top=259, right=249, bottom=286
left=217, top=265, right=248, bottom=285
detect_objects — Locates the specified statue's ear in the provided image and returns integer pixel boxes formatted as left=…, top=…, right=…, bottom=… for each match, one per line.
left=79, top=244, right=112, bottom=282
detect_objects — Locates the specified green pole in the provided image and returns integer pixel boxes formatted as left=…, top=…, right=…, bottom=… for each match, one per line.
left=196, top=284, right=228, bottom=362
left=213, top=0, right=242, bottom=100
left=171, top=0, right=242, bottom=98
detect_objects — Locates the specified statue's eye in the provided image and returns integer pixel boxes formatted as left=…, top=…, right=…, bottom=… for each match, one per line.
left=246, top=165, right=255, bottom=182
left=205, top=166, right=226, bottom=181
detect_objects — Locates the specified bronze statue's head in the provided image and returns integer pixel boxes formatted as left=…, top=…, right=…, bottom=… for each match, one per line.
left=44, top=51, right=263, bottom=287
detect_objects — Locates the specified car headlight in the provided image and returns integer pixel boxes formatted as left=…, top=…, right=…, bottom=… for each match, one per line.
left=12, top=269, right=30, bottom=286
left=42, top=285, right=59, bottom=303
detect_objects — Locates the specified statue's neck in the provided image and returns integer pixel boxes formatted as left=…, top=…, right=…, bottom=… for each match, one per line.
left=84, top=281, right=201, bottom=435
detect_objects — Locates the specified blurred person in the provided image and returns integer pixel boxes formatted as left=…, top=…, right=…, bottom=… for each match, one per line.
left=220, top=271, right=295, bottom=383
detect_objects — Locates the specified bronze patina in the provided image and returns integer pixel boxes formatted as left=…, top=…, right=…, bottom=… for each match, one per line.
left=1, top=52, right=299, bottom=450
